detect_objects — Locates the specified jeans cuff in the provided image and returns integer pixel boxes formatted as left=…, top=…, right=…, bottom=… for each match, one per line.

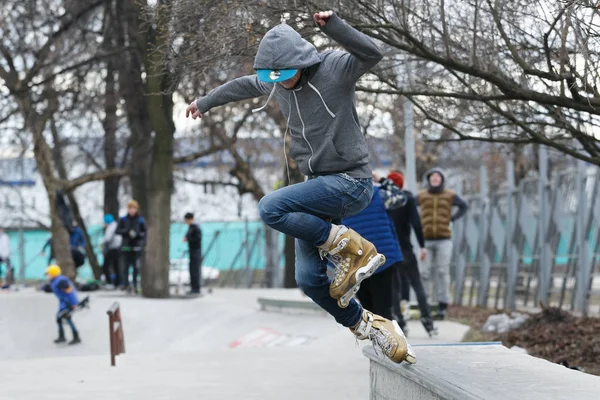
left=315, top=220, right=333, bottom=247
left=347, top=303, right=364, bottom=328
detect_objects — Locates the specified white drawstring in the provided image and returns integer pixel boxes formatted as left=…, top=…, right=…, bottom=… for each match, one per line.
left=292, top=91, right=314, bottom=174
left=252, top=86, right=277, bottom=113
left=307, top=82, right=336, bottom=118
left=283, top=95, right=292, bottom=185
left=251, top=80, right=335, bottom=184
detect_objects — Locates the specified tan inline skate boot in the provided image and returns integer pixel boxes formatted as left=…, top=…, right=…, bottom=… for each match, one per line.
left=351, top=309, right=417, bottom=364
left=325, top=227, right=385, bottom=308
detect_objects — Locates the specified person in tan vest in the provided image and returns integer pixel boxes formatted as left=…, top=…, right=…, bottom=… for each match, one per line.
left=417, top=168, right=468, bottom=320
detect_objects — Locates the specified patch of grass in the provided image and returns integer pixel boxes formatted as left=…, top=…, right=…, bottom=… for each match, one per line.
left=448, top=304, right=600, bottom=376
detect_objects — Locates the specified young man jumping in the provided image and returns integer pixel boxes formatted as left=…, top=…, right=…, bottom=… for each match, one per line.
left=186, top=11, right=415, bottom=364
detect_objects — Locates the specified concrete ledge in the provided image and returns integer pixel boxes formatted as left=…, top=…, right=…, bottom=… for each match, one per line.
left=364, top=343, right=600, bottom=400
left=257, top=297, right=323, bottom=312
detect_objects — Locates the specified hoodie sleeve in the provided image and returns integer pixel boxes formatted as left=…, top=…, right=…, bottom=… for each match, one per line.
left=451, top=194, right=468, bottom=222
left=319, top=13, right=383, bottom=81
left=378, top=178, right=408, bottom=210
left=195, top=75, right=274, bottom=114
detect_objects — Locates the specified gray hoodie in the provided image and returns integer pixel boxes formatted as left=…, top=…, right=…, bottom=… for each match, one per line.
left=195, top=13, right=383, bottom=178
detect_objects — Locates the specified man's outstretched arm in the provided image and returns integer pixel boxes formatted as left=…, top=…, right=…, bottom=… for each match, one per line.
left=187, top=75, right=274, bottom=119
left=315, top=11, right=383, bottom=80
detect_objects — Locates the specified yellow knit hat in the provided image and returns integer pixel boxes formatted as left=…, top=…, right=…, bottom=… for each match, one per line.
left=46, top=265, right=62, bottom=278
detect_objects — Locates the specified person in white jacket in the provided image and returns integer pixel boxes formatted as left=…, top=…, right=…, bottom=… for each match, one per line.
left=0, top=228, right=13, bottom=289
left=101, top=215, right=122, bottom=286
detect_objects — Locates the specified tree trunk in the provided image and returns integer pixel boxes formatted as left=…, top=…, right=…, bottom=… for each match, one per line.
left=49, top=120, right=102, bottom=279
left=103, top=58, right=120, bottom=217
left=66, top=193, right=102, bottom=279
left=15, top=93, right=75, bottom=278
left=283, top=234, right=297, bottom=288
left=141, top=0, right=176, bottom=298
left=116, top=0, right=151, bottom=214
left=143, top=89, right=175, bottom=297
left=282, top=135, right=304, bottom=289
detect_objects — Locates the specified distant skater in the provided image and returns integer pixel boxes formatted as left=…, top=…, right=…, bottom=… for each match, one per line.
left=47, top=265, right=82, bottom=345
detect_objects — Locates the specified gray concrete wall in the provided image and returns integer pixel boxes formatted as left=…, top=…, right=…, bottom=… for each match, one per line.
left=364, top=343, right=600, bottom=400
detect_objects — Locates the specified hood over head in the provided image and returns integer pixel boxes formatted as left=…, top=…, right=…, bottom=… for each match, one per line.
left=425, top=167, right=446, bottom=192
left=253, top=24, right=322, bottom=73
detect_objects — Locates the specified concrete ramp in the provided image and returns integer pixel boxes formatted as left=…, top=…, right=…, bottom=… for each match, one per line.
left=364, top=343, right=600, bottom=400
left=0, top=347, right=369, bottom=400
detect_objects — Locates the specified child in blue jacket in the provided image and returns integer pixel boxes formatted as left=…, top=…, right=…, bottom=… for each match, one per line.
left=46, top=265, right=81, bottom=345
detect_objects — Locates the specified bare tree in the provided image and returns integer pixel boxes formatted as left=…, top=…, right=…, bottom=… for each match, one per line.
left=343, top=0, right=600, bottom=164
left=0, top=0, right=125, bottom=277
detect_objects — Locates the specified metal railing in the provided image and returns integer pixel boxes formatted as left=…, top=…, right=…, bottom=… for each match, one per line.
left=449, top=150, right=600, bottom=316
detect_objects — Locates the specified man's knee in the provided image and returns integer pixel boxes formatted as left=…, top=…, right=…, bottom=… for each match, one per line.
left=258, top=193, right=284, bottom=226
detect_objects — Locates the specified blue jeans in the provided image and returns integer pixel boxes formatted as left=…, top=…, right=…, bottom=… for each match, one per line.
left=258, top=174, right=373, bottom=327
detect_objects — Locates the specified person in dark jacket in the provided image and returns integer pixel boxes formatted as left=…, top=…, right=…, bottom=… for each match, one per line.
left=46, top=264, right=81, bottom=345
left=117, top=200, right=146, bottom=293
left=387, top=171, right=437, bottom=336
left=69, top=222, right=86, bottom=270
left=183, top=213, right=202, bottom=295
left=417, top=168, right=468, bottom=320
left=343, top=173, right=413, bottom=343
left=40, top=238, right=55, bottom=265
left=40, top=224, right=86, bottom=270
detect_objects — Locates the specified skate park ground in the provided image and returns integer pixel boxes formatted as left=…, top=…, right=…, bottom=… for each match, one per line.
left=0, top=288, right=469, bottom=399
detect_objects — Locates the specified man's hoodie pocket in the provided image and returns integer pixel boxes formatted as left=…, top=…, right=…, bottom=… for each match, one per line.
left=309, top=136, right=355, bottom=174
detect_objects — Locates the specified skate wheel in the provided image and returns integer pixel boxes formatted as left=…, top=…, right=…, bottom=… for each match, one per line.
left=405, top=353, right=417, bottom=365
left=338, top=284, right=361, bottom=309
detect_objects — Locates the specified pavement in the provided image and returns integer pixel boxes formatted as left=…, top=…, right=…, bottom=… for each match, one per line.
left=0, top=288, right=469, bottom=399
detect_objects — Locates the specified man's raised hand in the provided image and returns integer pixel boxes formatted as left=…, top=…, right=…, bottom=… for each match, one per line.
left=186, top=101, right=202, bottom=120
left=313, top=10, right=333, bottom=27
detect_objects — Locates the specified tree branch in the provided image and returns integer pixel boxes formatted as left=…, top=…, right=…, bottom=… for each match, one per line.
left=543, top=6, right=567, bottom=74
left=366, top=22, right=600, bottom=112
left=356, top=85, right=510, bottom=101
left=23, top=47, right=131, bottom=91
left=23, top=0, right=110, bottom=85
left=0, top=42, right=17, bottom=83
left=488, top=0, right=564, bottom=81
left=59, top=167, right=129, bottom=191
left=75, top=142, right=105, bottom=171
left=174, top=176, right=238, bottom=188
left=173, top=142, right=231, bottom=164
